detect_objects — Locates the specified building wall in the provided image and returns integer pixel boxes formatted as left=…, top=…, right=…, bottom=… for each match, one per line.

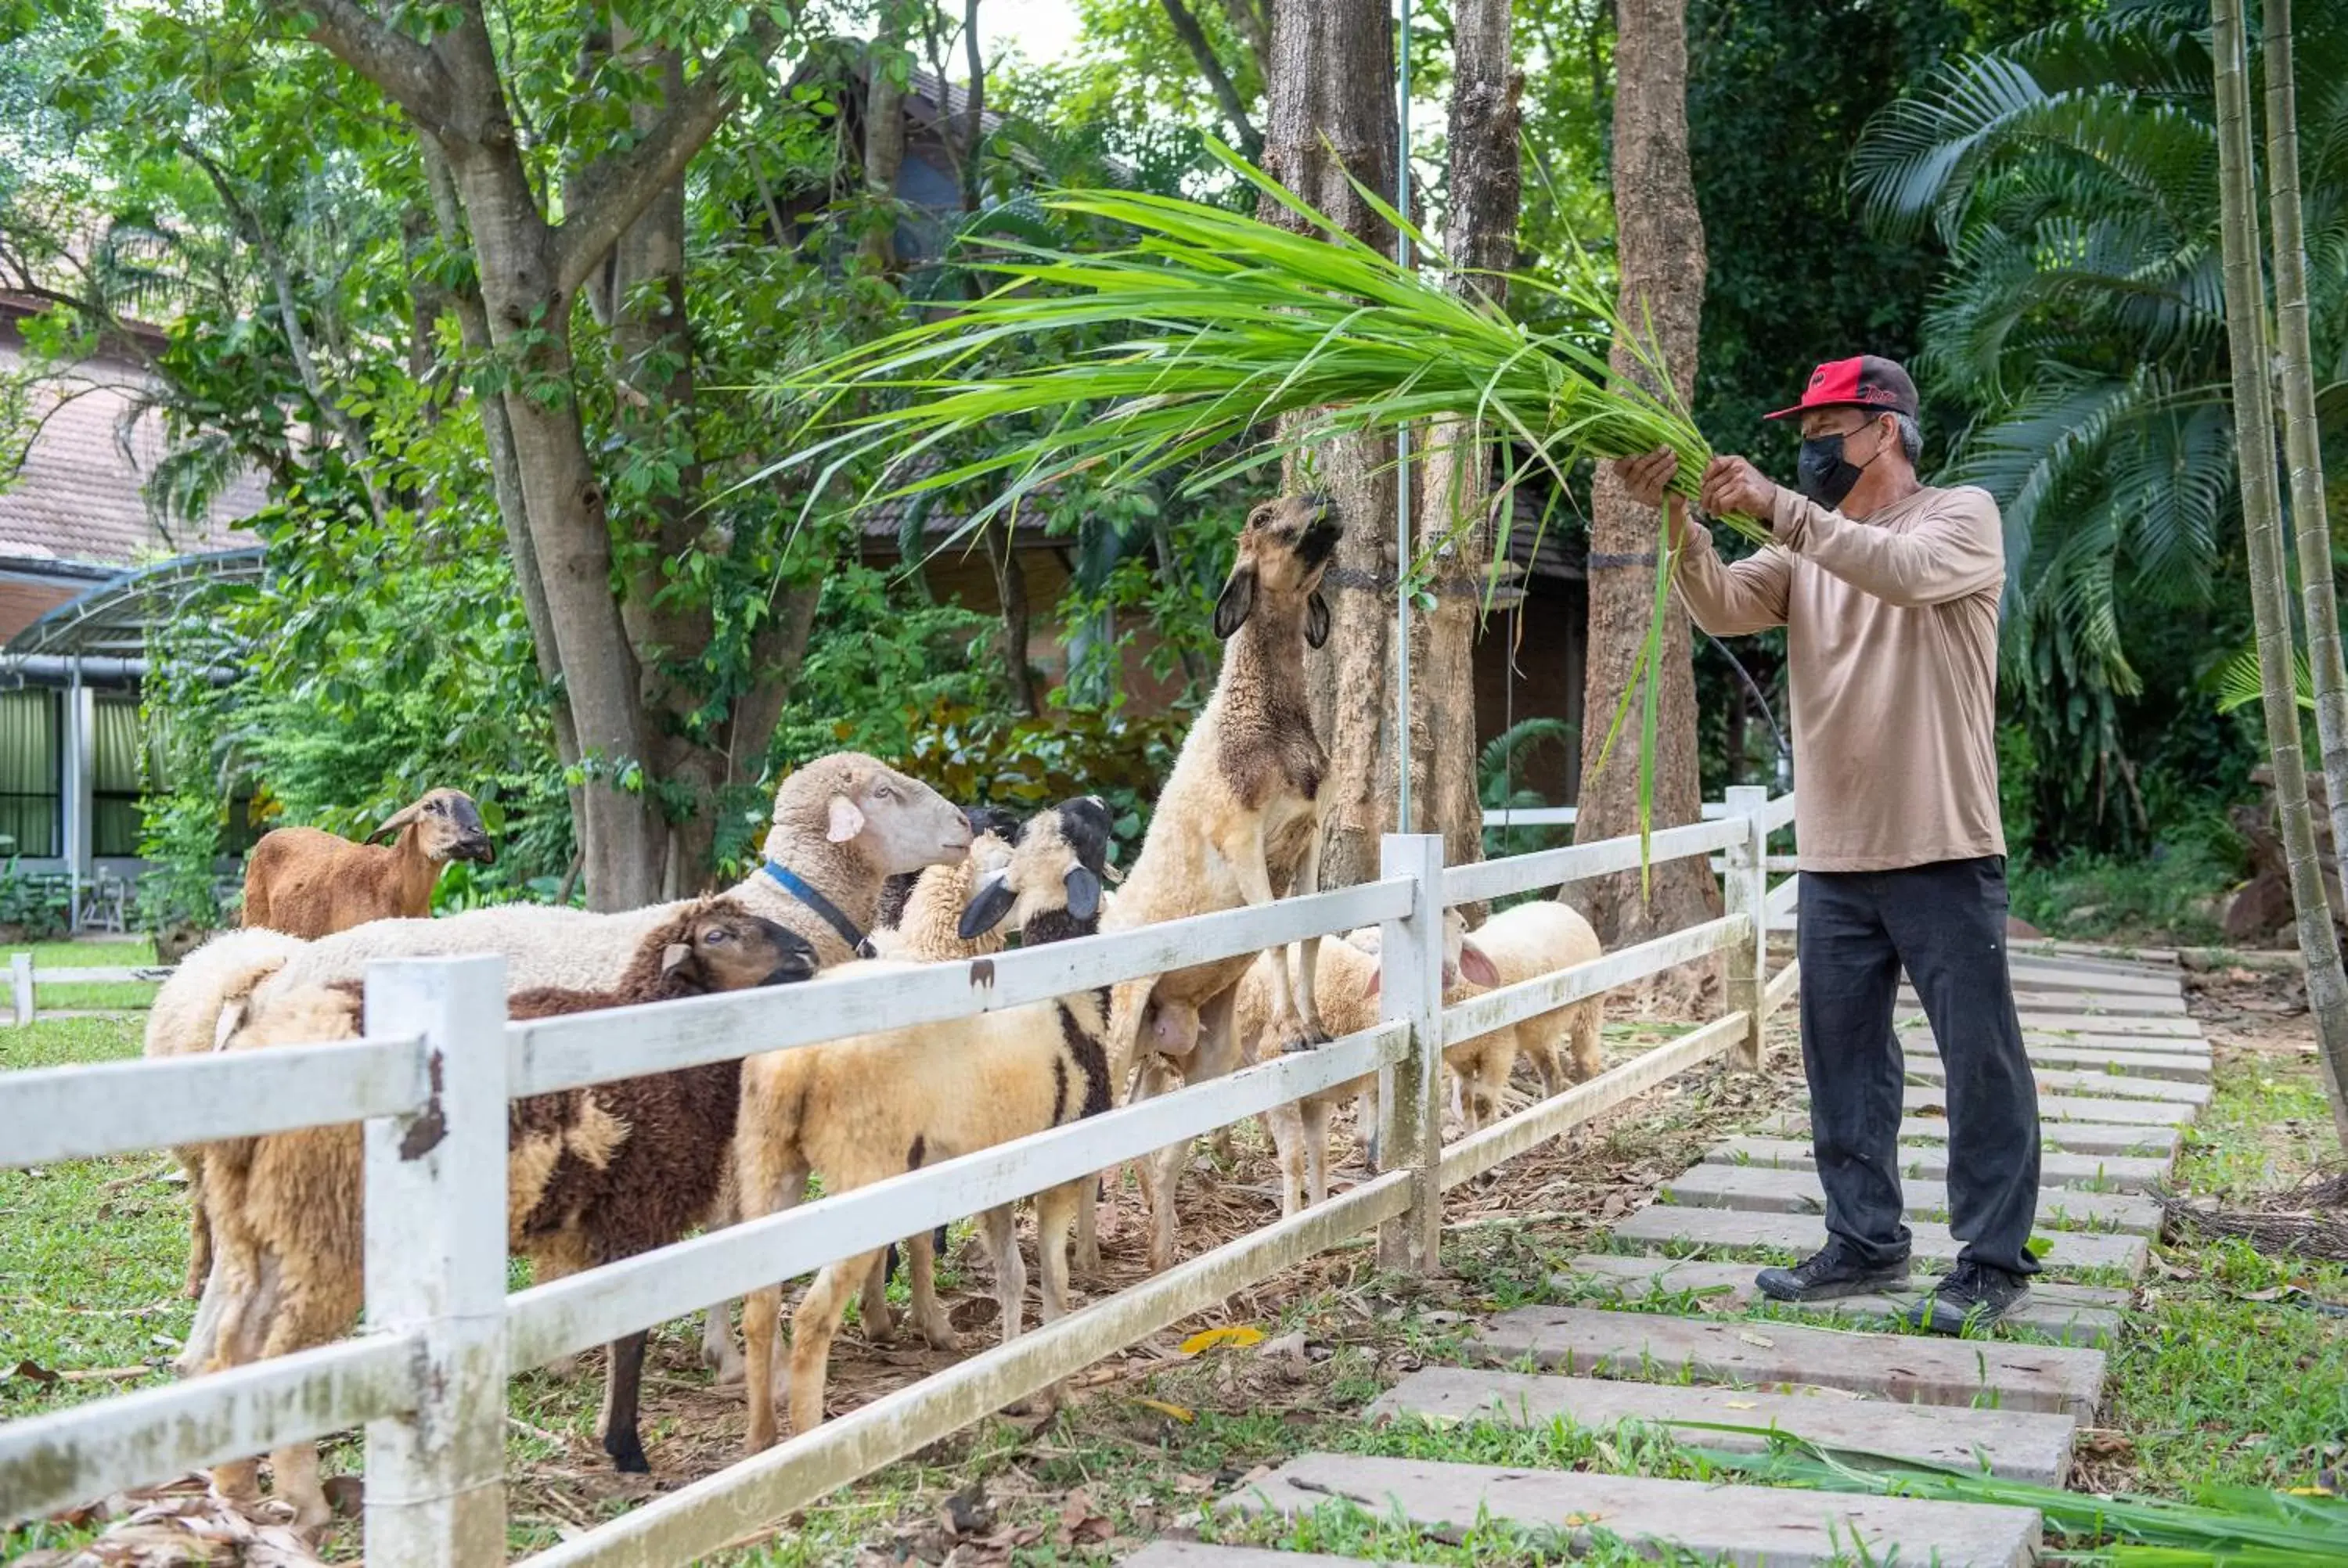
left=0, top=578, right=77, bottom=643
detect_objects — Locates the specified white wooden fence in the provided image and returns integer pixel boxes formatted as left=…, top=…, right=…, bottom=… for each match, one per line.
left=0, top=788, right=1800, bottom=1564
left=4, top=956, right=171, bottom=1026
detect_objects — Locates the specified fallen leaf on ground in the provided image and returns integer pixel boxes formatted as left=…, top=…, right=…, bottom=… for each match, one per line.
left=8, top=1358, right=59, bottom=1385
left=1179, top=1325, right=1264, bottom=1354
left=1735, top=1331, right=1775, bottom=1348
left=1133, top=1397, right=1196, bottom=1423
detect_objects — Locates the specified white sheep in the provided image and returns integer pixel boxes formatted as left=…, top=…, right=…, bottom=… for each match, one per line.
left=733, top=798, right=1117, bottom=1450
left=1093, top=494, right=1342, bottom=1275
left=141, top=926, right=313, bottom=1375
left=1241, top=915, right=1502, bottom=1213
left=1468, top=900, right=1607, bottom=1096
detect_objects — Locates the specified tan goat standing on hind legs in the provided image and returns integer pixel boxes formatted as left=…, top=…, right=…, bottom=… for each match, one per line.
left=1089, top=494, right=1342, bottom=1276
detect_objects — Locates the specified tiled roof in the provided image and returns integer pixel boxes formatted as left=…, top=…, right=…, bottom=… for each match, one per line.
left=0, top=307, right=264, bottom=570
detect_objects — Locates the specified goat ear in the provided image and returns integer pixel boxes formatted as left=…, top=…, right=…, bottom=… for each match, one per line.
left=1062, top=865, right=1101, bottom=922
left=1459, top=940, right=1500, bottom=987
left=1212, top=563, right=1258, bottom=640
left=825, top=795, right=866, bottom=843
left=959, top=871, right=1018, bottom=940
left=369, top=803, right=423, bottom=844
left=661, top=942, right=694, bottom=977
left=1305, top=589, right=1332, bottom=649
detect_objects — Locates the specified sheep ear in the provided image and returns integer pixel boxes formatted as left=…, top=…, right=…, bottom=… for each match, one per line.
left=1305, top=589, right=1331, bottom=649
left=369, top=803, right=423, bottom=844
left=1062, top=865, right=1101, bottom=922
left=826, top=796, right=866, bottom=843
left=661, top=942, right=694, bottom=977
left=1459, top=940, right=1500, bottom=987
left=959, top=871, right=1017, bottom=940
left=1212, top=564, right=1258, bottom=640
left=1364, top=966, right=1381, bottom=998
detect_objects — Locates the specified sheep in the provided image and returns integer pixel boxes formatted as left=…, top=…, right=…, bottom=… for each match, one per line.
left=862, top=802, right=1023, bottom=1329
left=240, top=789, right=495, bottom=938
left=733, top=797, right=1116, bottom=1451
left=198, top=898, right=817, bottom=1527
left=1240, top=915, right=1501, bottom=1214
left=140, top=926, right=314, bottom=1376
left=1092, top=494, right=1341, bottom=1275
left=238, top=753, right=971, bottom=1383
left=1464, top=901, right=1607, bottom=1097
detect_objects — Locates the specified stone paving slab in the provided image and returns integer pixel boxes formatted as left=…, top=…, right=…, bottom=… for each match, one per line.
left=1219, top=1453, right=2044, bottom=1568
left=1558, top=1255, right=2126, bottom=1347
left=2009, top=1012, right=2203, bottom=1037
left=1761, top=1109, right=2181, bottom=1155
left=1370, top=1365, right=2080, bottom=1483
left=1125, top=1548, right=1371, bottom=1568
left=1903, top=1041, right=2211, bottom=1084
left=1705, top=1135, right=2173, bottom=1192
left=1900, top=1087, right=2195, bottom=1125
left=1900, top=989, right=2188, bottom=1016
left=1471, top=1305, right=2106, bottom=1419
left=1659, top=1163, right=2159, bottom=1234
left=2022, top=1031, right=2217, bottom=1055
left=1609, top=1205, right=2148, bottom=1278
left=2004, top=960, right=2181, bottom=995
left=1903, top=1061, right=2213, bottom=1105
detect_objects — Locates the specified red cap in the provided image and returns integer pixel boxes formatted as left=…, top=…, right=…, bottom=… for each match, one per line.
left=1766, top=354, right=1919, bottom=420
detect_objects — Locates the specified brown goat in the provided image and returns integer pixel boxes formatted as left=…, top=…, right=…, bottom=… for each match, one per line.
left=201, top=898, right=815, bottom=1527
left=240, top=789, right=495, bottom=937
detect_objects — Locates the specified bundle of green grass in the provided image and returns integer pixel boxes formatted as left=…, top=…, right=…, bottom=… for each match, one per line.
left=773, top=142, right=1764, bottom=552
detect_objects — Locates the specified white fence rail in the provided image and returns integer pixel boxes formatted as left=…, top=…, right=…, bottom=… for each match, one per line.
left=0, top=796, right=1800, bottom=1563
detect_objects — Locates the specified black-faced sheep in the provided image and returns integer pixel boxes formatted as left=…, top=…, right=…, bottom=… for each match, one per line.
left=198, top=898, right=816, bottom=1526
left=1097, top=494, right=1341, bottom=1274
left=733, top=797, right=1116, bottom=1451
left=240, top=789, right=495, bottom=938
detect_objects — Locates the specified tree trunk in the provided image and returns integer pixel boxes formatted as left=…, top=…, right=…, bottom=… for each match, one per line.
left=984, top=525, right=1039, bottom=716
left=1260, top=0, right=1398, bottom=890
left=1571, top=0, right=1722, bottom=994
left=860, top=20, right=909, bottom=274
left=1410, top=0, right=1521, bottom=907
left=2265, top=2, right=2348, bottom=944
left=2219, top=0, right=2348, bottom=1146
left=1158, top=0, right=1262, bottom=157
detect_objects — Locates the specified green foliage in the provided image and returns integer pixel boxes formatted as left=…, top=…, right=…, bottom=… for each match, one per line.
left=2009, top=825, right=2245, bottom=944
left=1853, top=0, right=2348, bottom=848
left=1478, top=717, right=1577, bottom=861
left=0, top=859, right=71, bottom=940
left=879, top=699, right=1191, bottom=867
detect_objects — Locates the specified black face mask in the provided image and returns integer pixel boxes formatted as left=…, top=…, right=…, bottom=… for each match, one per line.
left=1795, top=426, right=1881, bottom=509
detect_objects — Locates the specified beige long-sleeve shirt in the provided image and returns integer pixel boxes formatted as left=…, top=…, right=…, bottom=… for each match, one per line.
left=1675, top=483, right=2007, bottom=872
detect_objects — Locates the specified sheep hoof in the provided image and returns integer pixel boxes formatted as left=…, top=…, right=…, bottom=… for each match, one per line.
left=604, top=1430, right=650, bottom=1475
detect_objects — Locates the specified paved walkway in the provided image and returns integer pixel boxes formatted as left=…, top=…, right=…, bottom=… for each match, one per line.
left=1139, top=945, right=2200, bottom=1566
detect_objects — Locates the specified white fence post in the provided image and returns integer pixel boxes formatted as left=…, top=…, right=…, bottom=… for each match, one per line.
left=9, top=954, right=30, bottom=1027
left=1722, top=786, right=1770, bottom=1071
left=1376, top=833, right=1447, bottom=1272
left=361, top=955, right=509, bottom=1566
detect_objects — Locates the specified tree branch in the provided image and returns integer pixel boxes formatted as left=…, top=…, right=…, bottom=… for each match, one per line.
left=270, top=0, right=453, bottom=131
left=1159, top=0, right=1262, bottom=158
left=549, top=16, right=786, bottom=299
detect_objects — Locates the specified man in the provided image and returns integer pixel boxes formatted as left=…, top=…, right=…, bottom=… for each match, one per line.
left=1613, top=354, right=2041, bottom=1334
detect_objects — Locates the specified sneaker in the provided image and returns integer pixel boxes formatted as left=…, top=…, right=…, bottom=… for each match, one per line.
left=1754, top=1243, right=1912, bottom=1303
left=1908, top=1260, right=2033, bottom=1336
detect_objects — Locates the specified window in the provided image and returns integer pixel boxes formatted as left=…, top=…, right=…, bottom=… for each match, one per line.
left=0, top=689, right=61, bottom=858
left=92, top=696, right=144, bottom=858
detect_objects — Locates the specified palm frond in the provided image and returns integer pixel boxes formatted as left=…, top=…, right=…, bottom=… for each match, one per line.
left=2216, top=642, right=2316, bottom=714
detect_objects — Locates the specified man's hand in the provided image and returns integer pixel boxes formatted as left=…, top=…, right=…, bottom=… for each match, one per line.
left=1609, top=447, right=1698, bottom=549
left=1700, top=455, right=1779, bottom=523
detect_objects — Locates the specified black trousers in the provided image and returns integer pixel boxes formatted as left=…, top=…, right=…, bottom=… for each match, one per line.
left=1796, top=856, right=2042, bottom=1278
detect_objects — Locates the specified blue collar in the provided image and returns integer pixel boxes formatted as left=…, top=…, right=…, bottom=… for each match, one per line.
left=760, top=861, right=871, bottom=958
